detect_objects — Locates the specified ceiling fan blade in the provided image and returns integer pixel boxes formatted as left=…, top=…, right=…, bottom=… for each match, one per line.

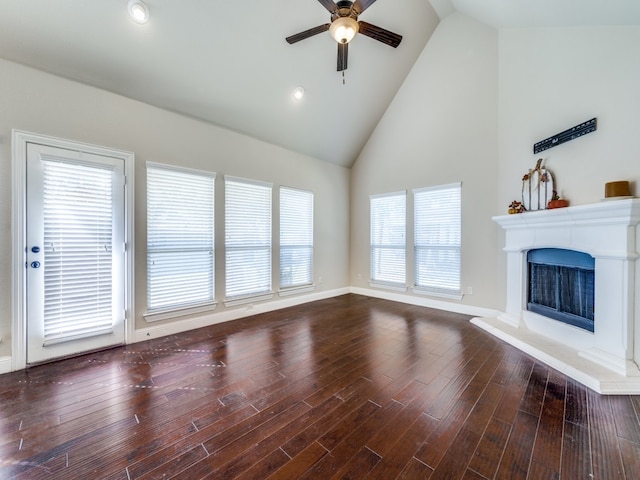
left=337, top=42, right=348, bottom=71
left=353, top=0, right=377, bottom=15
left=358, top=21, right=402, bottom=48
left=286, top=23, right=331, bottom=44
left=317, top=0, right=338, bottom=13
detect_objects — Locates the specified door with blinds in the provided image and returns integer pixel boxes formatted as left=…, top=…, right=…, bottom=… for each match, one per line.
left=26, top=142, right=126, bottom=364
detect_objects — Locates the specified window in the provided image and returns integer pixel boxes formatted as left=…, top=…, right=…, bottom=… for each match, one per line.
left=146, top=163, right=215, bottom=314
left=370, top=191, right=406, bottom=288
left=280, top=187, right=313, bottom=289
left=225, top=176, right=272, bottom=301
left=41, top=158, right=118, bottom=343
left=413, top=183, right=461, bottom=297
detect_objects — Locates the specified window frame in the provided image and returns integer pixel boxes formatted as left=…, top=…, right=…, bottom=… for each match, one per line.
left=145, top=162, right=216, bottom=321
left=279, top=186, right=314, bottom=293
left=369, top=190, right=407, bottom=290
left=412, top=182, right=462, bottom=300
left=224, top=175, right=274, bottom=306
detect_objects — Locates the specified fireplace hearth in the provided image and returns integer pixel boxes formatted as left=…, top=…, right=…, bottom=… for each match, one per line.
left=472, top=199, right=640, bottom=394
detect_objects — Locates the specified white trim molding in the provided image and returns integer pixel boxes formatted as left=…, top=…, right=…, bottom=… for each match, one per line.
left=11, top=130, right=135, bottom=370
left=0, top=356, right=12, bottom=375
left=134, top=287, right=350, bottom=343
left=351, top=286, right=500, bottom=318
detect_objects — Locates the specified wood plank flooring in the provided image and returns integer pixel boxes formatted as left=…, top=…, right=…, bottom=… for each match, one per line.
left=1, top=294, right=639, bottom=479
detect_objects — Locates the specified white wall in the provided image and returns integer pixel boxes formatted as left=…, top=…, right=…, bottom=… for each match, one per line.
left=350, top=13, right=500, bottom=311
left=496, top=26, right=640, bottom=313
left=0, top=59, right=350, bottom=360
left=499, top=26, right=640, bottom=208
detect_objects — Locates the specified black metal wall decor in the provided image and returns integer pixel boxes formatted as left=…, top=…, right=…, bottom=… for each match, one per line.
left=533, top=117, right=597, bottom=154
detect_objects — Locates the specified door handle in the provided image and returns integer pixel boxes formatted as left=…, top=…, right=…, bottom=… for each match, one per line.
left=31, top=246, right=41, bottom=253
left=31, top=261, right=41, bottom=269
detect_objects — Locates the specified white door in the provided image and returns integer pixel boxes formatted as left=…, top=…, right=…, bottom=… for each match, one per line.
left=26, top=142, right=126, bottom=364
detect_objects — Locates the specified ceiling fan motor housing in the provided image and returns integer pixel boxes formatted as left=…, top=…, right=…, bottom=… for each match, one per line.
left=332, top=1, right=358, bottom=21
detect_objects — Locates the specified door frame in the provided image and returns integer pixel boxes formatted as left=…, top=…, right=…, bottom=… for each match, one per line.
left=12, top=130, right=135, bottom=370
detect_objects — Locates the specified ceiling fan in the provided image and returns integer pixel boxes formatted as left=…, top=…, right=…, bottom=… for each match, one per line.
left=286, top=0, right=403, bottom=72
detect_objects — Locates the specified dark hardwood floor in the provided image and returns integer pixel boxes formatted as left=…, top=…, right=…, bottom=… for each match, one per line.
left=1, top=294, right=639, bottom=479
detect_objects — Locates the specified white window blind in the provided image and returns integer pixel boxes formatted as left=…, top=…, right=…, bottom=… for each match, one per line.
left=280, top=187, right=313, bottom=289
left=370, top=191, right=406, bottom=287
left=225, top=176, right=272, bottom=299
left=413, top=183, right=461, bottom=295
left=147, top=163, right=215, bottom=312
left=42, top=159, right=115, bottom=343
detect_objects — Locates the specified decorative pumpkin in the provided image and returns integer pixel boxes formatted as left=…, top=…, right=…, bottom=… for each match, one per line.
left=547, top=190, right=569, bottom=209
left=522, top=159, right=553, bottom=211
left=548, top=199, right=569, bottom=209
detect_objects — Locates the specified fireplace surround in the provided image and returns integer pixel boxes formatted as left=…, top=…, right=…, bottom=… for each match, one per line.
left=472, top=198, right=640, bottom=393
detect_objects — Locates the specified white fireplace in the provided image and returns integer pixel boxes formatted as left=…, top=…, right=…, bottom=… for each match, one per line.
left=472, top=198, right=640, bottom=394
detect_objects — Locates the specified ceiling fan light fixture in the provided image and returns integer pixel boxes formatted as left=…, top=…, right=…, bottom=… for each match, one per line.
left=329, top=17, right=359, bottom=44
left=128, top=0, right=149, bottom=24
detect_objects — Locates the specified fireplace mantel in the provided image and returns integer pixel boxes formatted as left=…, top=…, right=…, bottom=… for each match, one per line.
left=472, top=198, right=640, bottom=394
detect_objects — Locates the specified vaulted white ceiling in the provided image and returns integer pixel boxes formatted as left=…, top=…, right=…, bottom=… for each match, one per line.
left=452, top=0, right=640, bottom=28
left=0, top=1, right=638, bottom=167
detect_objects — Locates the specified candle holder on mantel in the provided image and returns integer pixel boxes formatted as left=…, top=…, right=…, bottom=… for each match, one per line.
left=604, top=180, right=632, bottom=200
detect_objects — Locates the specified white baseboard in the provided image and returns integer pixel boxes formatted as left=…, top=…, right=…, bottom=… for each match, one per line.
left=0, top=356, right=12, bottom=375
left=133, top=287, right=351, bottom=343
left=350, top=286, right=501, bottom=319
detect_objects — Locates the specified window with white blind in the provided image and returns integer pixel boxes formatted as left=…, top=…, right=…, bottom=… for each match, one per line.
left=413, top=182, right=461, bottom=297
left=370, top=191, right=406, bottom=288
left=41, top=159, right=117, bottom=343
left=146, top=163, right=215, bottom=315
left=280, top=187, right=313, bottom=290
left=225, top=176, right=273, bottom=302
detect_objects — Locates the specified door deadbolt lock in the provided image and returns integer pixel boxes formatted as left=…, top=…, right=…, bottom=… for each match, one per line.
left=31, top=261, right=41, bottom=269
left=31, top=246, right=41, bottom=253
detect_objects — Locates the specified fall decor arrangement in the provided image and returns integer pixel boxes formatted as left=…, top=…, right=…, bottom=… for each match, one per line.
left=508, top=200, right=526, bottom=214
left=507, top=158, right=570, bottom=214
left=522, top=158, right=554, bottom=211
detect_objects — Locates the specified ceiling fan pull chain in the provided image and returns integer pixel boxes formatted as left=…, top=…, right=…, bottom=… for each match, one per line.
left=342, top=70, right=346, bottom=85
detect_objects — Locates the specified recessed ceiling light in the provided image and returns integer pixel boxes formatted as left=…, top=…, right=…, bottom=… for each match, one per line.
left=292, top=86, right=305, bottom=101
left=128, top=0, right=149, bottom=24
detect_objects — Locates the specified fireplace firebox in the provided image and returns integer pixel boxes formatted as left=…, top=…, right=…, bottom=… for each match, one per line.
left=527, top=248, right=595, bottom=332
